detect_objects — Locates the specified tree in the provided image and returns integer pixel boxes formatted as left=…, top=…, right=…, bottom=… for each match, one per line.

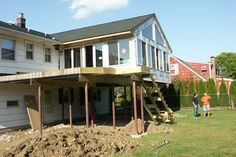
left=215, top=52, right=236, bottom=79
left=219, top=79, right=229, bottom=106
left=187, top=79, right=196, bottom=106
left=179, top=80, right=186, bottom=107
left=197, top=80, right=207, bottom=105
left=207, top=78, right=218, bottom=107
left=229, top=81, right=236, bottom=105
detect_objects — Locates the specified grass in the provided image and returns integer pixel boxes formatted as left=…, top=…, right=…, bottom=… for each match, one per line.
left=120, top=108, right=236, bottom=157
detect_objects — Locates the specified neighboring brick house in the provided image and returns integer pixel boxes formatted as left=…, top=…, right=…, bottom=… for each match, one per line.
left=170, top=55, right=233, bottom=91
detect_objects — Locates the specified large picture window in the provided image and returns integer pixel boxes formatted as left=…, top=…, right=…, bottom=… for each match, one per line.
left=1, top=39, right=15, bottom=60
left=159, top=50, right=163, bottom=70
left=108, top=41, right=118, bottom=65
left=64, top=49, right=71, bottom=68
left=137, top=40, right=142, bottom=65
left=142, top=24, right=153, bottom=40
left=142, top=41, right=146, bottom=66
left=155, top=26, right=164, bottom=46
left=119, top=39, right=129, bottom=64
left=95, top=44, right=103, bottom=67
left=155, top=48, right=159, bottom=69
left=164, top=52, right=169, bottom=72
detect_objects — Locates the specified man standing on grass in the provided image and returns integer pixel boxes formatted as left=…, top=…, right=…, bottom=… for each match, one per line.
left=192, top=93, right=199, bottom=119
left=201, top=93, right=212, bottom=117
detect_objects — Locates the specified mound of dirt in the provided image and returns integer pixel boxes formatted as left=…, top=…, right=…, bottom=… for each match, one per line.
left=123, top=119, right=174, bottom=134
left=3, top=127, right=139, bottom=157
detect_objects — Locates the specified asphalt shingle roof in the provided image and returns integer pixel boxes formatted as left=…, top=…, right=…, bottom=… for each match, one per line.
left=0, top=21, right=55, bottom=40
left=51, top=14, right=155, bottom=42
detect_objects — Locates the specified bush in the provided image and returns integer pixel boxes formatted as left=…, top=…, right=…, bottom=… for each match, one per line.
left=207, top=78, right=218, bottom=107
left=197, top=80, right=207, bottom=105
left=219, top=79, right=229, bottom=106
left=186, top=79, right=196, bottom=107
left=179, top=80, right=187, bottom=107
left=229, top=80, right=236, bottom=105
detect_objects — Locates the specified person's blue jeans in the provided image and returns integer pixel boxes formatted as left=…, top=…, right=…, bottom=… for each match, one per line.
left=194, top=105, right=198, bottom=118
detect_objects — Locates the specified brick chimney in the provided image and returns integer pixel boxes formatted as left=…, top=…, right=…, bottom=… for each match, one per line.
left=210, top=56, right=216, bottom=81
left=16, top=13, right=26, bottom=28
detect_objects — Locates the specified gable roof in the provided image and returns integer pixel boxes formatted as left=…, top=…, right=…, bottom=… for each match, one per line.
left=52, top=14, right=154, bottom=43
left=0, top=21, right=58, bottom=42
left=172, top=55, right=208, bottom=81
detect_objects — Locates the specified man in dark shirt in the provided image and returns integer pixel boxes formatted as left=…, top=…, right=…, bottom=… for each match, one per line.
left=192, top=93, right=199, bottom=119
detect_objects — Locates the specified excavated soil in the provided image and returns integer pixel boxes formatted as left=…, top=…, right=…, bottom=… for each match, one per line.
left=0, top=120, right=174, bottom=157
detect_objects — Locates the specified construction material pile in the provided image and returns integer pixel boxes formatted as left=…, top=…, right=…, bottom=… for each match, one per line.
left=3, top=127, right=139, bottom=157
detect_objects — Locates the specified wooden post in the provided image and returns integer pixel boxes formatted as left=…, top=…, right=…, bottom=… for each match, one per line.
left=112, top=85, right=116, bottom=130
left=124, top=86, right=127, bottom=102
left=85, top=82, right=89, bottom=128
left=140, top=83, right=144, bottom=133
left=38, top=85, right=42, bottom=138
left=68, top=88, right=72, bottom=129
left=133, top=81, right=138, bottom=134
left=130, top=85, right=133, bottom=120
left=90, top=87, right=95, bottom=128
left=62, top=87, right=65, bottom=123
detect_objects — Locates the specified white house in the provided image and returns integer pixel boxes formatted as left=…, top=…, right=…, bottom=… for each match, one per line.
left=0, top=13, right=172, bottom=131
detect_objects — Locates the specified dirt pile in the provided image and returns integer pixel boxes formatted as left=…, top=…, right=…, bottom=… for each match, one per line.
left=123, top=119, right=174, bottom=134
left=3, top=127, right=139, bottom=157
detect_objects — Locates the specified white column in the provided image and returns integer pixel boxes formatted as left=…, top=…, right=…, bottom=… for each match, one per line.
left=93, top=45, right=96, bottom=67
left=71, top=49, right=74, bottom=68
left=82, top=47, right=86, bottom=67
left=103, top=44, right=109, bottom=67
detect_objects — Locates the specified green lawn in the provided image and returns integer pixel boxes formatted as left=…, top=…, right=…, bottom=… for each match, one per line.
left=122, top=108, right=236, bottom=157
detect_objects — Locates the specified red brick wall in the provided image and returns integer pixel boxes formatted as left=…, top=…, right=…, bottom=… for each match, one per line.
left=186, top=62, right=211, bottom=78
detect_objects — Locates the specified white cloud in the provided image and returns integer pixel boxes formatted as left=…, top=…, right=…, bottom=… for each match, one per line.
left=68, top=0, right=129, bottom=19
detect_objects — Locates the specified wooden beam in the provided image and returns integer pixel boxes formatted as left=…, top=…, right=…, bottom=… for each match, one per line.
left=140, top=83, right=144, bottom=133
left=133, top=81, right=138, bottom=134
left=90, top=87, right=95, bottom=128
left=79, top=74, right=131, bottom=85
left=63, top=31, right=132, bottom=45
left=38, top=85, right=43, bottom=138
left=68, top=87, right=73, bottom=129
left=112, top=85, right=116, bottom=130
left=30, top=79, right=82, bottom=87
left=85, top=82, right=89, bottom=128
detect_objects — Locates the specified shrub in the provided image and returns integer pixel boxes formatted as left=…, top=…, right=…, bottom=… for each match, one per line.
left=229, top=80, right=236, bottom=105
left=207, top=78, right=218, bottom=107
left=186, top=79, right=196, bottom=107
left=197, top=80, right=207, bottom=105
left=179, top=80, right=187, bottom=107
left=219, top=79, right=229, bottom=106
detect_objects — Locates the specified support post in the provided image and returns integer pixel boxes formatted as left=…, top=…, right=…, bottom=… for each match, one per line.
left=133, top=81, right=138, bottom=134
left=112, top=85, right=116, bottom=130
left=130, top=85, right=133, bottom=120
left=90, top=87, right=95, bottom=128
left=38, top=85, right=42, bottom=138
left=62, top=87, right=65, bottom=123
left=68, top=88, right=72, bottom=129
left=124, top=86, right=127, bottom=102
left=85, top=82, right=89, bottom=128
left=140, top=83, right=144, bottom=133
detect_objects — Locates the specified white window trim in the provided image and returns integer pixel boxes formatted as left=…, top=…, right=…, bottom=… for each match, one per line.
left=25, top=41, right=34, bottom=61
left=0, top=37, right=16, bottom=62
left=44, top=46, right=51, bottom=63
left=170, top=64, right=179, bottom=75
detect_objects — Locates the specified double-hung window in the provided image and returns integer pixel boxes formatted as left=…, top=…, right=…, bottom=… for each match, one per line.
left=26, top=43, right=33, bottom=60
left=1, top=39, right=15, bottom=60
left=45, top=47, right=51, bottom=62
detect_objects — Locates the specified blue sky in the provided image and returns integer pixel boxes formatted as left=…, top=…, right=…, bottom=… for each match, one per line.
left=0, top=0, right=235, bottom=62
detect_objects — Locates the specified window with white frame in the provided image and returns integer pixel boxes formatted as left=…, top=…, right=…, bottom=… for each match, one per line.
left=147, top=44, right=152, bottom=67
left=137, top=39, right=142, bottom=65
left=201, top=65, right=207, bottom=72
left=108, top=39, right=130, bottom=65
left=45, top=47, right=51, bottom=62
left=170, top=64, right=179, bottom=75
left=95, top=44, right=103, bottom=67
left=142, top=24, right=153, bottom=40
left=1, top=39, right=15, bottom=60
left=164, top=52, right=169, bottom=72
left=151, top=46, right=155, bottom=68
left=26, top=43, right=33, bottom=60
left=159, top=50, right=163, bottom=70
left=155, top=26, right=164, bottom=46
